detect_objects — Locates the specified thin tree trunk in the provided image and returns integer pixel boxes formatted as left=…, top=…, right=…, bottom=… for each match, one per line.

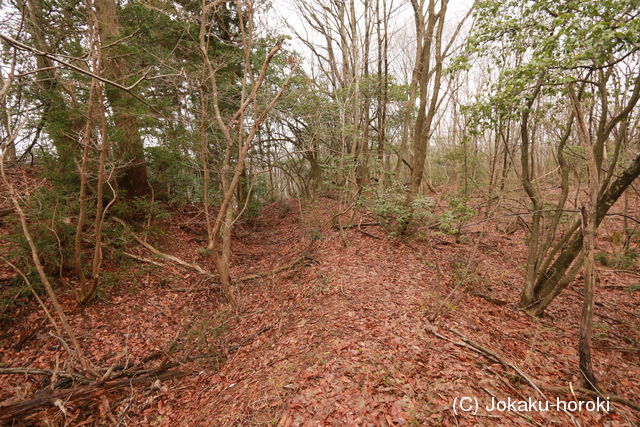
left=519, top=79, right=544, bottom=306
left=1, top=149, right=90, bottom=372
left=84, top=84, right=112, bottom=303
left=74, top=51, right=99, bottom=294
left=525, top=152, right=640, bottom=315
left=198, top=0, right=297, bottom=307
left=568, top=84, right=599, bottom=390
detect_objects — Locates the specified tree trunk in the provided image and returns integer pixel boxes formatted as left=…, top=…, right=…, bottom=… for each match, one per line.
left=524, top=152, right=640, bottom=316
left=569, top=84, right=599, bottom=390
left=95, top=0, right=150, bottom=199
left=22, top=0, right=83, bottom=169
left=0, top=75, right=16, bottom=161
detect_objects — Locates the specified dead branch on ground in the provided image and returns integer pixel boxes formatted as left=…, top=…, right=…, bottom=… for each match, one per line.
left=426, top=324, right=640, bottom=413
left=113, top=217, right=217, bottom=279
left=0, top=367, right=187, bottom=423
left=0, top=368, right=89, bottom=384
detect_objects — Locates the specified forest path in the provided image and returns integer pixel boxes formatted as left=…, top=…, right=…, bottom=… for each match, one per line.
left=174, top=197, right=638, bottom=425
left=3, top=195, right=636, bottom=425
left=272, top=227, right=442, bottom=424
left=164, top=199, right=520, bottom=425
left=182, top=198, right=451, bottom=425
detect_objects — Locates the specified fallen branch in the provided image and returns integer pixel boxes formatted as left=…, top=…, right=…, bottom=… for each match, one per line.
left=543, top=385, right=640, bottom=412
left=114, top=217, right=217, bottom=279
left=169, top=286, right=218, bottom=293
left=238, top=256, right=312, bottom=282
left=116, top=217, right=313, bottom=291
left=355, top=228, right=381, bottom=239
left=603, top=285, right=640, bottom=290
left=168, top=256, right=312, bottom=292
left=122, top=251, right=168, bottom=268
left=332, top=222, right=380, bottom=230
left=0, top=368, right=89, bottom=384
left=0, top=368, right=187, bottom=423
left=447, top=327, right=547, bottom=399
left=427, top=325, right=640, bottom=414
left=426, top=325, right=508, bottom=370
left=468, top=291, right=509, bottom=306
left=593, top=345, right=639, bottom=353
left=228, top=326, right=272, bottom=353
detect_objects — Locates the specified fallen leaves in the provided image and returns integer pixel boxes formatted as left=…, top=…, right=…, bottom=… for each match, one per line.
left=1, top=196, right=639, bottom=425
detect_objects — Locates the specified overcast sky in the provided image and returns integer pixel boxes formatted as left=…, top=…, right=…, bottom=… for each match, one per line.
left=264, top=0, right=474, bottom=82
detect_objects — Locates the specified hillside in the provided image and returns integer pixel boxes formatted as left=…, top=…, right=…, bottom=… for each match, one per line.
left=2, top=0, right=640, bottom=424
left=1, top=194, right=639, bottom=425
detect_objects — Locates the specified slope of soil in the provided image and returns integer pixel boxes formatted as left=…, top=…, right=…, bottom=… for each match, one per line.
left=1, top=194, right=639, bottom=425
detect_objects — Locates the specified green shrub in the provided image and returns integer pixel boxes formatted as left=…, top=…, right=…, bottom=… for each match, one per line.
left=146, top=146, right=201, bottom=204
left=595, top=251, right=611, bottom=267
left=6, top=187, right=78, bottom=278
left=366, top=182, right=434, bottom=235
left=0, top=276, right=40, bottom=321
left=311, top=228, right=323, bottom=240
left=2, top=185, right=80, bottom=317
left=112, top=197, right=170, bottom=225
left=595, top=249, right=639, bottom=269
left=438, top=197, right=476, bottom=235
left=243, top=178, right=270, bottom=219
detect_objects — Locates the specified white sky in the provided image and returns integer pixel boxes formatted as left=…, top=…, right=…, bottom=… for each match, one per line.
left=264, top=0, right=474, bottom=84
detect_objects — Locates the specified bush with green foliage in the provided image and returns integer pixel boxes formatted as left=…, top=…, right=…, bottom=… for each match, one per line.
left=242, top=177, right=271, bottom=219
left=366, top=182, right=434, bottom=235
left=595, top=249, right=639, bottom=270
left=438, top=197, right=476, bottom=235
left=6, top=187, right=78, bottom=278
left=146, top=146, right=202, bottom=204
left=112, top=197, right=170, bottom=225
left=2, top=186, right=78, bottom=318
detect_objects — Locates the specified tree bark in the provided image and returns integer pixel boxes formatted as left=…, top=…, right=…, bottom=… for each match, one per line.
left=569, top=84, right=599, bottom=390
left=21, top=0, right=83, bottom=169
left=524, top=152, right=640, bottom=316
left=407, top=0, right=444, bottom=197
left=95, top=0, right=150, bottom=199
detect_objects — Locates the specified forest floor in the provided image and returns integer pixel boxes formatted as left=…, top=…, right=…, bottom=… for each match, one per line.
left=1, top=170, right=640, bottom=425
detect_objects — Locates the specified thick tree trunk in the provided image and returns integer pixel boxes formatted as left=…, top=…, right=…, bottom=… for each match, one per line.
left=579, top=204, right=598, bottom=390
left=408, top=0, right=441, bottom=197
left=95, top=0, right=150, bottom=199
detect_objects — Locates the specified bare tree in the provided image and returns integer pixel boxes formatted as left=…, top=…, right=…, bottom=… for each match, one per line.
left=568, top=83, right=599, bottom=390
left=198, top=0, right=298, bottom=307
left=521, top=70, right=640, bottom=316
left=405, top=0, right=471, bottom=199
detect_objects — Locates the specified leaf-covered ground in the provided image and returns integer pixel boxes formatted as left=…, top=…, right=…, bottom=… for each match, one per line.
left=1, top=189, right=639, bottom=425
